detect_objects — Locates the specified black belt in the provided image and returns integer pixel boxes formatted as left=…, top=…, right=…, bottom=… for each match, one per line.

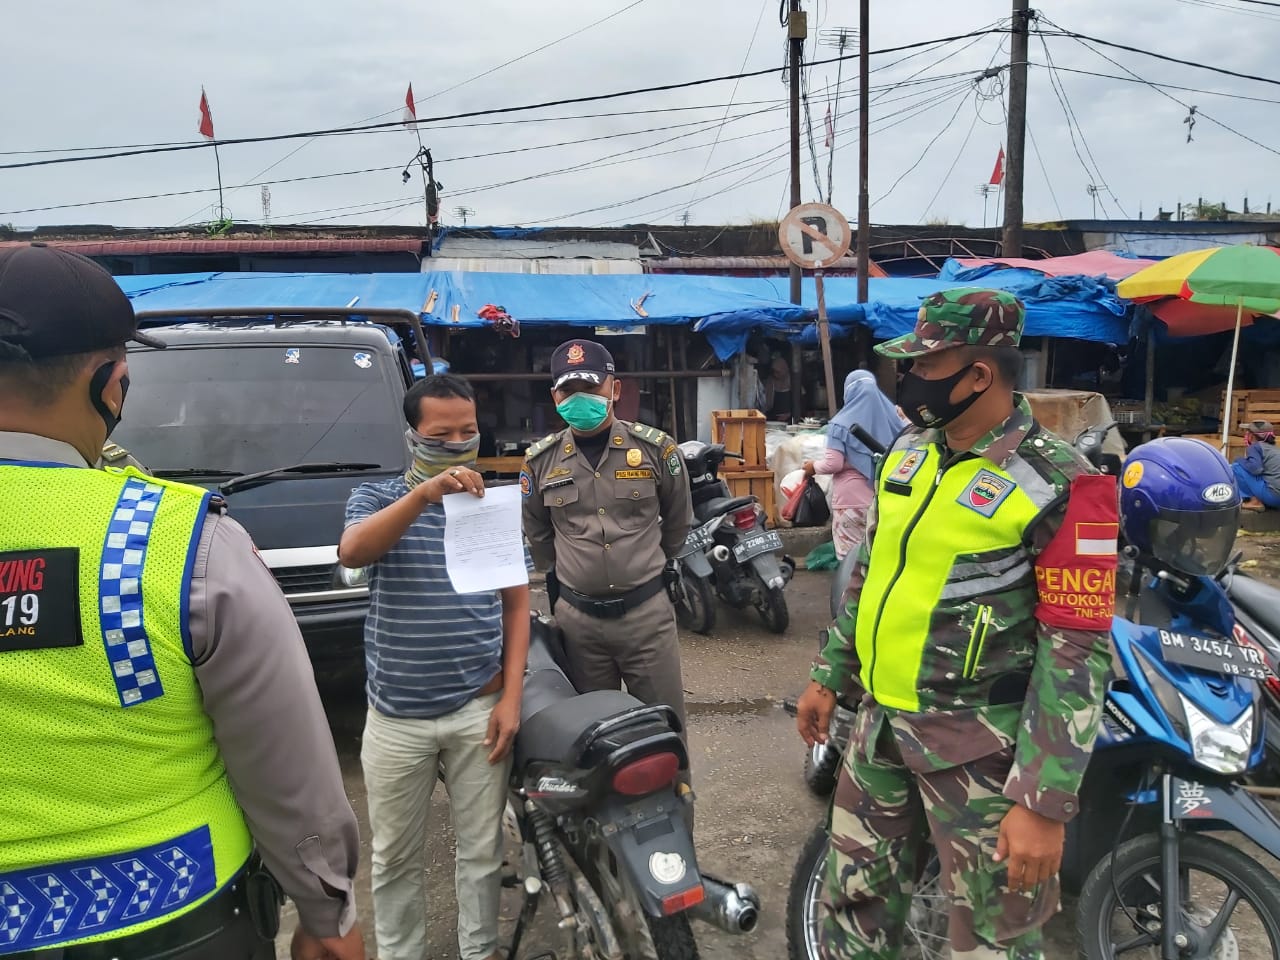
left=559, top=576, right=666, bottom=620
left=9, top=861, right=281, bottom=960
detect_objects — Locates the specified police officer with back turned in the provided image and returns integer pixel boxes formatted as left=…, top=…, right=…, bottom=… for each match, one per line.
left=521, top=339, right=694, bottom=755
left=0, top=244, right=363, bottom=960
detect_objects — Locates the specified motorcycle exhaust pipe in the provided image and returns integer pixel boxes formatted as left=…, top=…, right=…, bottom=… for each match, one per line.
left=689, top=875, right=760, bottom=935
left=710, top=545, right=732, bottom=564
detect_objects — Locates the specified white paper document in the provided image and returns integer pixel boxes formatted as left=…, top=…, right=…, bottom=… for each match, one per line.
left=442, top=483, right=528, bottom=594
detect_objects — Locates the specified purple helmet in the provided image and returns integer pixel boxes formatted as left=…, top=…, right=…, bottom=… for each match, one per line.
left=1120, top=437, right=1240, bottom=577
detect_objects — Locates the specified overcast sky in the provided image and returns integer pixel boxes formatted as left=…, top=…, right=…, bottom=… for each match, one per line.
left=1, top=0, right=1275, bottom=231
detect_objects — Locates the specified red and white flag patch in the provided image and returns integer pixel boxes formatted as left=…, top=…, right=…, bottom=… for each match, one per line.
left=1075, top=521, right=1119, bottom=557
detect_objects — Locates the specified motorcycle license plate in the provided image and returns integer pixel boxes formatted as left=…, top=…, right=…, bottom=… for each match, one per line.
left=679, top=524, right=715, bottom=557
left=1158, top=628, right=1272, bottom=680
left=733, top=529, right=783, bottom=562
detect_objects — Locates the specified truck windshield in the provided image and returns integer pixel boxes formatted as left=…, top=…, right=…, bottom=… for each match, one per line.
left=113, top=344, right=407, bottom=478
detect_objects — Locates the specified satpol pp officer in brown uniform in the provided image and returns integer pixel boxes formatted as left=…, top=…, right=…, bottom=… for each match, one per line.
left=521, top=339, right=695, bottom=745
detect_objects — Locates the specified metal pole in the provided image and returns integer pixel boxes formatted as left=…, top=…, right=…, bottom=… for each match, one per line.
left=212, top=142, right=226, bottom=221
left=788, top=0, right=805, bottom=421
left=856, top=0, right=870, bottom=306
left=816, top=270, right=838, bottom=418
left=1144, top=322, right=1156, bottom=444
left=788, top=0, right=803, bottom=306
left=1001, top=0, right=1030, bottom=257
left=1221, top=300, right=1246, bottom=452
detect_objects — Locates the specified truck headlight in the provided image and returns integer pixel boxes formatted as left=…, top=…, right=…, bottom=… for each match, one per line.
left=1182, top=695, right=1253, bottom=776
left=336, top=565, right=368, bottom=588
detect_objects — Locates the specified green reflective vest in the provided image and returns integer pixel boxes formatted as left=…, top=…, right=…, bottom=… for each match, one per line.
left=856, top=438, right=1058, bottom=713
left=0, top=462, right=252, bottom=952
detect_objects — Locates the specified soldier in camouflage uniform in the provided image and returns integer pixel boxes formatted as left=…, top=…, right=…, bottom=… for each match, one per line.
left=795, top=288, right=1118, bottom=959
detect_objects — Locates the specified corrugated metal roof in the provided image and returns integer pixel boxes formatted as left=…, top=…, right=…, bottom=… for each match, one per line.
left=0, top=238, right=423, bottom=256
left=647, top=256, right=889, bottom=277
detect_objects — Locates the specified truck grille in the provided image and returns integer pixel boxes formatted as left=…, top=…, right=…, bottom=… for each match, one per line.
left=271, top=564, right=334, bottom=595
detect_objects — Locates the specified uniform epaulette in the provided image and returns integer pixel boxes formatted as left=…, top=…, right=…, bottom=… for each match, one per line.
left=100, top=441, right=130, bottom=464
left=524, top=433, right=559, bottom=462
left=629, top=421, right=672, bottom=450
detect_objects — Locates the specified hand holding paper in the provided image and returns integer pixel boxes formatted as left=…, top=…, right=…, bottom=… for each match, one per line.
left=442, top=484, right=528, bottom=594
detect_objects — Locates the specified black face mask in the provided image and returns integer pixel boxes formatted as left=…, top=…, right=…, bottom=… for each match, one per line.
left=89, top=361, right=128, bottom=439
left=898, top=362, right=985, bottom=429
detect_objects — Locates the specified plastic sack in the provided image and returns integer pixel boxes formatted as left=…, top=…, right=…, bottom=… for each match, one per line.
left=791, top=477, right=832, bottom=527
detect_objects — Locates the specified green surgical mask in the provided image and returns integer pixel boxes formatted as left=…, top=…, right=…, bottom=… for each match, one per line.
left=556, top=393, right=611, bottom=432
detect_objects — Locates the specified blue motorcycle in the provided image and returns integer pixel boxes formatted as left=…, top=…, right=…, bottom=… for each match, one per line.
left=787, top=437, right=1280, bottom=960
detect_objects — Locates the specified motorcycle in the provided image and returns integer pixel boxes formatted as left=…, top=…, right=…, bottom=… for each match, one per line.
left=786, top=552, right=1280, bottom=960
left=507, top=613, right=760, bottom=960
left=1221, top=569, right=1280, bottom=783
left=677, top=440, right=795, bottom=634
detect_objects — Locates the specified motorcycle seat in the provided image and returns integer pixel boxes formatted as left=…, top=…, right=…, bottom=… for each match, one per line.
left=1228, top=574, right=1280, bottom=639
left=516, top=688, right=647, bottom=768
left=696, top=495, right=755, bottom=520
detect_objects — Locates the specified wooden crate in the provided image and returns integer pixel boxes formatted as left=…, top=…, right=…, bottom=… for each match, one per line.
left=711, top=409, right=767, bottom=471
left=1226, top=389, right=1280, bottom=435
left=1185, top=433, right=1246, bottom=462
left=723, top=468, right=778, bottom=528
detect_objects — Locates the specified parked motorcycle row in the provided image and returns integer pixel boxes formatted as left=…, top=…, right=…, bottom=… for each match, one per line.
left=788, top=421, right=1280, bottom=960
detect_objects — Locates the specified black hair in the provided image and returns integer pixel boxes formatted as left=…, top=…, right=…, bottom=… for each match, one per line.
left=403, top=373, right=476, bottom=427
left=0, top=347, right=125, bottom=407
left=964, top=345, right=1023, bottom=386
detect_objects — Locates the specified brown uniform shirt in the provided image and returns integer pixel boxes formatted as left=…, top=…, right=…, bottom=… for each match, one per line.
left=522, top=419, right=693, bottom=597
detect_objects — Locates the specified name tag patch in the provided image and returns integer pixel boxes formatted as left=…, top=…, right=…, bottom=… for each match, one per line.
left=958, top=471, right=1016, bottom=518
left=616, top=468, right=655, bottom=481
left=0, top=548, right=82, bottom=652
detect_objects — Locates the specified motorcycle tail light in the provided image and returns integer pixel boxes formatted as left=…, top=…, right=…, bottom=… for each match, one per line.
left=661, top=885, right=706, bottom=915
left=1267, top=676, right=1280, bottom=699
left=733, top=506, right=757, bottom=530
left=611, top=752, right=680, bottom=797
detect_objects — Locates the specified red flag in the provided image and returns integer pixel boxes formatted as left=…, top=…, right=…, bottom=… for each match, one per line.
left=402, top=84, right=417, bottom=127
left=198, top=88, right=215, bottom=140
left=989, top=146, right=1005, bottom=186
left=824, top=104, right=835, bottom=149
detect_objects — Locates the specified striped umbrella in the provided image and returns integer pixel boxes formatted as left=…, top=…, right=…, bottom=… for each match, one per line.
left=1117, top=245, right=1280, bottom=449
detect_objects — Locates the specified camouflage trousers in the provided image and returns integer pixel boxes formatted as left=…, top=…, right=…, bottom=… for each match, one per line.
left=821, top=709, right=1058, bottom=960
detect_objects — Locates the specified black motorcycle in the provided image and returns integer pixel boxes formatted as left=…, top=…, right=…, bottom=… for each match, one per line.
left=676, top=440, right=794, bottom=634
left=506, top=614, right=760, bottom=960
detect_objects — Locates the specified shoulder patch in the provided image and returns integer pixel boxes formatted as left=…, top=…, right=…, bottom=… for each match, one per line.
left=630, top=422, right=672, bottom=449
left=100, top=442, right=130, bottom=464
left=525, top=433, right=560, bottom=461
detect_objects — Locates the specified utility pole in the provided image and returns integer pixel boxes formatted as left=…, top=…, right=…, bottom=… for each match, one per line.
left=788, top=0, right=804, bottom=306
left=1001, top=0, right=1031, bottom=257
left=856, top=0, right=869, bottom=305
left=787, top=0, right=806, bottom=421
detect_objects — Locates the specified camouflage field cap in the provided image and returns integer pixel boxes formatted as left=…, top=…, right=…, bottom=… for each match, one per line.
left=874, top=287, right=1025, bottom=359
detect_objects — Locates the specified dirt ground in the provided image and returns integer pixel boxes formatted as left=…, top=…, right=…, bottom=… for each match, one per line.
left=274, top=538, right=1280, bottom=959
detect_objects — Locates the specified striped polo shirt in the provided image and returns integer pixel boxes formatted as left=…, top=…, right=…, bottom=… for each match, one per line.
left=345, top=476, right=526, bottom=719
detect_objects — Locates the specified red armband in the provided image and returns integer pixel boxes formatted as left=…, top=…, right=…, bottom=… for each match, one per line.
left=1034, top=473, right=1119, bottom=629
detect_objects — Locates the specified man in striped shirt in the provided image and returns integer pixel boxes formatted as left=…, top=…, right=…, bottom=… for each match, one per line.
left=339, top=374, right=529, bottom=960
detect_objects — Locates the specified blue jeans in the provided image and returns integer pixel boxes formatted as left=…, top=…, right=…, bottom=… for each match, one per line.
left=1233, top=461, right=1280, bottom=508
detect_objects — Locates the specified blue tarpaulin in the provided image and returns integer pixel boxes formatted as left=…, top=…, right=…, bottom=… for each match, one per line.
left=116, top=266, right=1131, bottom=363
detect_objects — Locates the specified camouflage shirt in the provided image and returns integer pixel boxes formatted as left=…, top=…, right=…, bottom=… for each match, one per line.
left=811, top=395, right=1117, bottom=821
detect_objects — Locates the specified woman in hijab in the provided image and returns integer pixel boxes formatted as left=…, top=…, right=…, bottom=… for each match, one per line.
left=803, top=370, right=907, bottom=558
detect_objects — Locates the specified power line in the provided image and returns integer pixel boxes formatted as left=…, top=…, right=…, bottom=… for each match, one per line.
left=1037, top=29, right=1128, bottom=217
left=1041, top=15, right=1280, bottom=160
left=8, top=67, right=974, bottom=221
left=1037, top=27, right=1280, bottom=88
left=1026, top=62, right=1280, bottom=106
left=0, top=29, right=1006, bottom=173
left=685, top=0, right=771, bottom=213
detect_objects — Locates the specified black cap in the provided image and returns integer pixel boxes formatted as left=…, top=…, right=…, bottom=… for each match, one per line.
left=0, top=243, right=165, bottom=362
left=551, top=338, right=615, bottom=390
